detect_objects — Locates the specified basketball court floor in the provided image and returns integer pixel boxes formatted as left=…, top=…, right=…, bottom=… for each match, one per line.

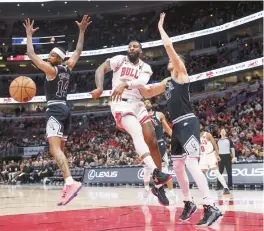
left=0, top=185, right=263, bottom=231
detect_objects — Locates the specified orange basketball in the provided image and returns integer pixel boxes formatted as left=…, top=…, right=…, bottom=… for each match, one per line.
left=9, top=76, right=36, bottom=103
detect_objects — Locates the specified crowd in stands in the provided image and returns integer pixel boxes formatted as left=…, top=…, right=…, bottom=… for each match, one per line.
left=0, top=82, right=263, bottom=184
left=7, top=1, right=262, bottom=53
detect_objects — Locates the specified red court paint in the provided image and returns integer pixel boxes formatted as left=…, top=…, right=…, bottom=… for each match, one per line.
left=0, top=206, right=263, bottom=231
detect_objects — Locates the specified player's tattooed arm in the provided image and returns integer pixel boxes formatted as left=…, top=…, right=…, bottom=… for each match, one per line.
left=67, top=15, right=92, bottom=70
left=95, top=59, right=111, bottom=89
left=24, top=18, right=56, bottom=78
left=91, top=59, right=111, bottom=99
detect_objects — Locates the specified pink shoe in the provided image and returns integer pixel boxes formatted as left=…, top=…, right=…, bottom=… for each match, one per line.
left=61, top=181, right=82, bottom=206
left=57, top=185, right=68, bottom=206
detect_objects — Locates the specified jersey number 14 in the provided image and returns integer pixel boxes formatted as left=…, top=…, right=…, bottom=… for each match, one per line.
left=56, top=80, right=69, bottom=98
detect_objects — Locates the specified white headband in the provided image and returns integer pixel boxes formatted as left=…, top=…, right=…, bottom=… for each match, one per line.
left=51, top=47, right=66, bottom=60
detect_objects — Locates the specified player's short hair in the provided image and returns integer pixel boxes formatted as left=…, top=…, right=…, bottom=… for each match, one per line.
left=129, top=40, right=142, bottom=50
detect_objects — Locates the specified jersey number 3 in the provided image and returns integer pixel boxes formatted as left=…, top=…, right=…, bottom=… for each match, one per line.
left=56, top=80, right=69, bottom=98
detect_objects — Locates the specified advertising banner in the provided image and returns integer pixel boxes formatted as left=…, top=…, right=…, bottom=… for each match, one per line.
left=0, top=57, right=262, bottom=104
left=23, top=146, right=47, bottom=156
left=83, top=163, right=264, bottom=185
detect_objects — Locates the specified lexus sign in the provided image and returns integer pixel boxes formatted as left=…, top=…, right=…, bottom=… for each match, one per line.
left=83, top=163, right=264, bottom=185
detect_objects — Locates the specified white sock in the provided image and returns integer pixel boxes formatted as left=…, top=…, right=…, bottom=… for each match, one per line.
left=173, top=159, right=192, bottom=202
left=213, top=169, right=228, bottom=189
left=143, top=156, right=156, bottom=171
left=144, top=166, right=152, bottom=190
left=144, top=184, right=150, bottom=191
left=185, top=157, right=214, bottom=206
left=65, top=176, right=74, bottom=186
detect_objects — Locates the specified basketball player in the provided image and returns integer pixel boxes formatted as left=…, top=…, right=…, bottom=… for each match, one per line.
left=91, top=40, right=172, bottom=206
left=200, top=122, right=230, bottom=195
left=144, top=100, right=175, bottom=200
left=24, top=16, right=92, bottom=205
left=139, top=13, right=222, bottom=226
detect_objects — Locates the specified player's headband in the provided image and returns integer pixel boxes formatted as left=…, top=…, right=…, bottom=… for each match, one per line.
left=51, top=47, right=66, bottom=60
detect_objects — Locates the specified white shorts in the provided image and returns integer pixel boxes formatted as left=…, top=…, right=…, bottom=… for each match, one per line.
left=110, top=99, right=150, bottom=131
left=199, top=151, right=218, bottom=170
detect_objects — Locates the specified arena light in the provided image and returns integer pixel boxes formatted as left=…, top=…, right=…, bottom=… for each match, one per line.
left=0, top=64, right=6, bottom=67
left=19, top=64, right=27, bottom=67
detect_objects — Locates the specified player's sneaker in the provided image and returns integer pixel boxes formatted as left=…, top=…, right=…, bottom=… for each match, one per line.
left=223, top=188, right=230, bottom=195
left=57, top=185, right=68, bottom=206
left=179, top=201, right=197, bottom=221
left=152, top=168, right=172, bottom=185
left=151, top=186, right=169, bottom=206
left=61, top=181, right=82, bottom=205
left=196, top=205, right=223, bottom=226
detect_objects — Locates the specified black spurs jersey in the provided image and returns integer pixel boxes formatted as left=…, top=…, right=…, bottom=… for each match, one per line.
left=151, top=111, right=164, bottom=140
left=44, top=64, right=71, bottom=102
left=164, top=78, right=193, bottom=121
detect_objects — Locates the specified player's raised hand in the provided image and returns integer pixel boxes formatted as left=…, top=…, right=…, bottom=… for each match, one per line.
left=75, top=15, right=92, bottom=32
left=158, top=12, right=166, bottom=29
left=23, top=18, right=39, bottom=35
left=90, top=88, right=103, bottom=99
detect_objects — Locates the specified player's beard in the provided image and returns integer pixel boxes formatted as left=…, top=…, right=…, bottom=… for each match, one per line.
left=127, top=51, right=140, bottom=63
left=146, top=106, right=152, bottom=112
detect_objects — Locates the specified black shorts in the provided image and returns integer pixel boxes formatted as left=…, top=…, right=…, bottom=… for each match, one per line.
left=45, top=103, right=71, bottom=141
left=157, top=139, right=168, bottom=164
left=171, top=114, right=200, bottom=159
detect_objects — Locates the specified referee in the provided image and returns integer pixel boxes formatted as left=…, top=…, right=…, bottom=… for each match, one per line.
left=217, top=128, right=236, bottom=190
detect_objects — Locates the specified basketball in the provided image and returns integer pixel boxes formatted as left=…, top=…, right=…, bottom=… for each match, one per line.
left=9, top=76, right=36, bottom=103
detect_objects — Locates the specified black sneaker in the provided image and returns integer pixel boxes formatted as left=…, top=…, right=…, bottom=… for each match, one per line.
left=223, top=188, right=230, bottom=195
left=196, top=205, right=223, bottom=226
left=152, top=168, right=172, bottom=185
left=179, top=201, right=197, bottom=221
left=151, top=186, right=169, bottom=206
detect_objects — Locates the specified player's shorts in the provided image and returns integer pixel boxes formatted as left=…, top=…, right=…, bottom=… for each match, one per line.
left=199, top=151, right=218, bottom=170
left=157, top=139, right=169, bottom=165
left=171, top=113, right=200, bottom=160
left=45, top=101, right=71, bottom=141
left=110, top=99, right=151, bottom=131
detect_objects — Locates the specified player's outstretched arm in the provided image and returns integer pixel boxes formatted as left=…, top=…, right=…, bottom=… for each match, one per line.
left=139, top=78, right=169, bottom=99
left=159, top=112, right=172, bottom=137
left=24, top=18, right=56, bottom=78
left=67, top=15, right=92, bottom=70
left=158, top=13, right=188, bottom=79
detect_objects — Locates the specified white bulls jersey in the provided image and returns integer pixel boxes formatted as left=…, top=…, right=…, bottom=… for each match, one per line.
left=200, top=132, right=214, bottom=155
left=109, top=55, right=152, bottom=99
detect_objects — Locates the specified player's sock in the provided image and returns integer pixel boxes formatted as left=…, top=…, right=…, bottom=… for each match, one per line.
left=173, top=158, right=192, bottom=201
left=143, top=156, right=157, bottom=171
left=185, top=157, right=214, bottom=206
left=144, top=166, right=152, bottom=191
left=213, top=169, right=228, bottom=189
left=65, top=176, right=74, bottom=186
